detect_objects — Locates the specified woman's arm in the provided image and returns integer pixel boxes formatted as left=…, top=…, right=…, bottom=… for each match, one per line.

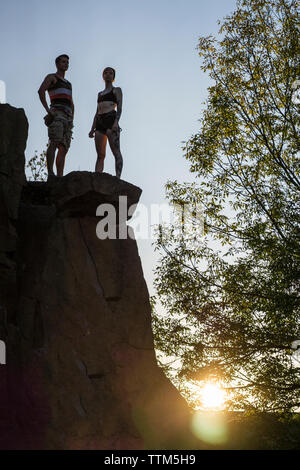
left=113, top=87, right=123, bottom=128
left=89, top=104, right=98, bottom=137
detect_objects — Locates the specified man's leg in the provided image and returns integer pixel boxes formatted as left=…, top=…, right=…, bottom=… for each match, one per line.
left=46, top=141, right=57, bottom=176
left=48, top=116, right=64, bottom=176
left=56, top=145, right=67, bottom=177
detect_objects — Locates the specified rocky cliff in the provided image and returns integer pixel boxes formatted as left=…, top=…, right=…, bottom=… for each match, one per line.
left=0, top=104, right=197, bottom=450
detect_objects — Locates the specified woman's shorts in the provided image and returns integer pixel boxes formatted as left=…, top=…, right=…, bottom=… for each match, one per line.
left=95, top=111, right=117, bottom=135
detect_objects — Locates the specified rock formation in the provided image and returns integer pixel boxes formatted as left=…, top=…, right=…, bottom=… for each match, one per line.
left=0, top=104, right=197, bottom=450
left=0, top=104, right=27, bottom=334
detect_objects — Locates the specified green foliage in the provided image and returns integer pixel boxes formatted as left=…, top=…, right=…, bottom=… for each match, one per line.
left=27, top=150, right=47, bottom=181
left=153, top=0, right=300, bottom=413
left=196, top=412, right=300, bottom=449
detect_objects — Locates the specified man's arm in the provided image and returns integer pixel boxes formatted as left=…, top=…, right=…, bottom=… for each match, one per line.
left=38, top=74, right=56, bottom=114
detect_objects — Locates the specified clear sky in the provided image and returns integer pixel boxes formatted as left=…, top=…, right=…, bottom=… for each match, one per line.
left=1, top=0, right=237, bottom=296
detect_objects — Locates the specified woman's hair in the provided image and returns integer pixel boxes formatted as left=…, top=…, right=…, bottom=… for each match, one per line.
left=103, top=67, right=116, bottom=80
left=55, top=54, right=69, bottom=66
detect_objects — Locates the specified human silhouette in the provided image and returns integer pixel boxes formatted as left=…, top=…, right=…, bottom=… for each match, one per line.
left=89, top=67, right=123, bottom=178
left=38, top=54, right=74, bottom=177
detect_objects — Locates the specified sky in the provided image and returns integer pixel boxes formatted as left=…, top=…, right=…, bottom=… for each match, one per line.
left=1, top=0, right=237, bottom=297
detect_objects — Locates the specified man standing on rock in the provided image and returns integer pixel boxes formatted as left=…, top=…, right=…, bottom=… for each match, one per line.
left=38, top=54, right=74, bottom=177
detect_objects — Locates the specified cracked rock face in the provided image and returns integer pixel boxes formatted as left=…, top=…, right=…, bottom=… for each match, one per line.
left=0, top=104, right=27, bottom=329
left=0, top=105, right=197, bottom=450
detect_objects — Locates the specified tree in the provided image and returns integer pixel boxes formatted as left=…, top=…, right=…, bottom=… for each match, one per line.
left=26, top=150, right=47, bottom=181
left=153, top=0, right=300, bottom=413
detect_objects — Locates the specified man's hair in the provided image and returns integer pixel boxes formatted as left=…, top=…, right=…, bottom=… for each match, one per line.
left=55, top=54, right=69, bottom=66
left=103, top=67, right=116, bottom=80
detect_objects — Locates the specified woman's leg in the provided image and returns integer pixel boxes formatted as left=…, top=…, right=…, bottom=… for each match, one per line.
left=107, top=128, right=123, bottom=178
left=94, top=130, right=107, bottom=172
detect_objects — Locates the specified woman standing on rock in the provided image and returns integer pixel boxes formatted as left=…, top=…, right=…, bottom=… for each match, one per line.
left=89, top=67, right=123, bottom=178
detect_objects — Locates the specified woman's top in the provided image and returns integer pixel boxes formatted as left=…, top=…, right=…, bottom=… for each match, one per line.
left=97, top=88, right=117, bottom=104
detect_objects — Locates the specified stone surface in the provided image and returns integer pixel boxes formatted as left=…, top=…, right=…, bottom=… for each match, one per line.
left=0, top=105, right=198, bottom=450
left=0, top=103, right=27, bottom=334
left=22, top=171, right=142, bottom=218
left=0, top=104, right=27, bottom=248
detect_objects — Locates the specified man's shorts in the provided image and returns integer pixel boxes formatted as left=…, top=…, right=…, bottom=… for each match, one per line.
left=48, top=110, right=73, bottom=151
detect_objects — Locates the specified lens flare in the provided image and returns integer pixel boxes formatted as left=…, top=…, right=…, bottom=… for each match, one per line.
left=201, top=382, right=225, bottom=410
left=191, top=410, right=228, bottom=445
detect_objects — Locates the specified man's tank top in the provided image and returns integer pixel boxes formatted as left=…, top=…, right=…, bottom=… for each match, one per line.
left=48, top=75, right=72, bottom=116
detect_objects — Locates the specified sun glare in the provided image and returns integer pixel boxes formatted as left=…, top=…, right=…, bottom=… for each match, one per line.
left=201, top=383, right=226, bottom=410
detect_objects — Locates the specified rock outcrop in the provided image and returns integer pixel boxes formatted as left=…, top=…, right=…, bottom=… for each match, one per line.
left=0, top=104, right=197, bottom=450
left=0, top=104, right=27, bottom=333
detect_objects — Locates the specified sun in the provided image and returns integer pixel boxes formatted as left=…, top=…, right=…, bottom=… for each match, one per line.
left=200, top=382, right=226, bottom=410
